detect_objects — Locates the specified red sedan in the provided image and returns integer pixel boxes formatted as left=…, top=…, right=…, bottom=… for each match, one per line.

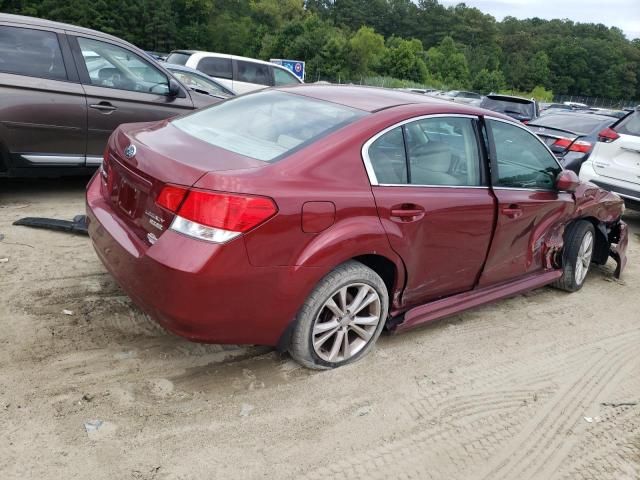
left=86, top=86, right=628, bottom=369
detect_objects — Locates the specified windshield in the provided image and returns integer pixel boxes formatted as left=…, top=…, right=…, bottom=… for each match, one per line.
left=531, top=114, right=611, bottom=135
left=172, top=90, right=366, bottom=161
left=481, top=98, right=534, bottom=117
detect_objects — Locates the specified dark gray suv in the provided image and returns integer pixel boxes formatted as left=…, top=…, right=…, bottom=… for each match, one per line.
left=0, top=14, right=221, bottom=177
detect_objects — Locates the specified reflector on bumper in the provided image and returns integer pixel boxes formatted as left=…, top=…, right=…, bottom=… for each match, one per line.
left=170, top=215, right=241, bottom=243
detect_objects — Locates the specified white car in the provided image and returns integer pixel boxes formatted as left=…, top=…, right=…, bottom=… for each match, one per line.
left=165, top=50, right=302, bottom=94
left=579, top=108, right=640, bottom=209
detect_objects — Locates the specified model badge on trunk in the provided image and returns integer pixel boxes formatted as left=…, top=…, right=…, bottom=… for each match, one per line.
left=124, top=144, right=136, bottom=159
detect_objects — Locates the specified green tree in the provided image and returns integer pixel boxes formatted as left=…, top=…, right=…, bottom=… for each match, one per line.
left=348, top=26, right=386, bottom=77
left=472, top=69, right=505, bottom=94
left=426, top=36, right=470, bottom=88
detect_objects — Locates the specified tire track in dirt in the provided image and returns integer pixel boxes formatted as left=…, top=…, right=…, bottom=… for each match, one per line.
left=477, top=333, right=640, bottom=480
left=300, top=328, right=640, bottom=480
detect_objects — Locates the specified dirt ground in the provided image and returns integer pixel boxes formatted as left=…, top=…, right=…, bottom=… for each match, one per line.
left=1, top=176, right=639, bottom=480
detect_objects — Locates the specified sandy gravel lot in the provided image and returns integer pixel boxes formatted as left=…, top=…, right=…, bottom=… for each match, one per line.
left=1, top=177, right=639, bottom=480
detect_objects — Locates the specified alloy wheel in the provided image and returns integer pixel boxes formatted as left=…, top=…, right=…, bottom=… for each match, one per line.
left=312, top=283, right=382, bottom=363
left=575, top=230, right=594, bottom=285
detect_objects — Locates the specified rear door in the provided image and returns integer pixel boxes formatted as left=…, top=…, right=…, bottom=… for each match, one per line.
left=365, top=114, right=496, bottom=307
left=0, top=23, right=86, bottom=169
left=69, top=35, right=195, bottom=164
left=592, top=111, right=640, bottom=185
left=478, top=118, right=574, bottom=287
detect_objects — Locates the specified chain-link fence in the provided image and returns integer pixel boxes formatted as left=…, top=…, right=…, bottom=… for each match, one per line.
left=552, top=94, right=638, bottom=109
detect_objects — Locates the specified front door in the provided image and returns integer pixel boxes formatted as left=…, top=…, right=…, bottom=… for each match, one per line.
left=366, top=115, right=496, bottom=307
left=70, top=36, right=195, bottom=164
left=478, top=118, right=574, bottom=287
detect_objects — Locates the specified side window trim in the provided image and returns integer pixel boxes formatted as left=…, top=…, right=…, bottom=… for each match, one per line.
left=485, top=116, right=563, bottom=191
left=57, top=33, right=79, bottom=82
left=362, top=114, right=486, bottom=188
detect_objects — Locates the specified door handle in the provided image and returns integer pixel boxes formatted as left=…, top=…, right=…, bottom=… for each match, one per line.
left=90, top=102, right=117, bottom=113
left=594, top=161, right=610, bottom=168
left=501, top=205, right=523, bottom=219
left=390, top=204, right=425, bottom=222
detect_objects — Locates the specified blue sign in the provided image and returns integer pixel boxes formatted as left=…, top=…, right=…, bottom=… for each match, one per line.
left=270, top=59, right=305, bottom=81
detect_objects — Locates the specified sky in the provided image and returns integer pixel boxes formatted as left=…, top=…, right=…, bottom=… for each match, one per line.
left=440, top=0, right=640, bottom=40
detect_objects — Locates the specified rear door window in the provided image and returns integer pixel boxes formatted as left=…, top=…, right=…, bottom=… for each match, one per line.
left=367, top=117, right=483, bottom=186
left=406, top=117, right=482, bottom=186
left=236, top=60, right=272, bottom=86
left=196, top=56, right=232, bottom=79
left=368, top=127, right=408, bottom=184
left=0, top=25, right=67, bottom=80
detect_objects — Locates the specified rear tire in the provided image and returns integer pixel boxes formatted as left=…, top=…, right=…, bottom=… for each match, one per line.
left=289, top=261, right=388, bottom=370
left=552, top=220, right=595, bottom=292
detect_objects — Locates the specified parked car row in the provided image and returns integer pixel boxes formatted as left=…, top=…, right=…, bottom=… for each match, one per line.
left=165, top=50, right=302, bottom=93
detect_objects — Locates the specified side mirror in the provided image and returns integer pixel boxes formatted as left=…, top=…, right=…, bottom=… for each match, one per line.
left=168, top=78, right=181, bottom=98
left=555, top=170, right=580, bottom=193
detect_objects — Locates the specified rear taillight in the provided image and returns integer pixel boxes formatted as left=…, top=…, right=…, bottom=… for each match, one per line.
left=553, top=138, right=572, bottom=149
left=597, top=127, right=620, bottom=143
left=552, top=138, right=593, bottom=153
left=156, top=185, right=277, bottom=243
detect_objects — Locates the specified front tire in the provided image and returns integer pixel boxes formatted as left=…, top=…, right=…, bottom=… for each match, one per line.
left=553, top=220, right=595, bottom=292
left=289, top=261, right=389, bottom=370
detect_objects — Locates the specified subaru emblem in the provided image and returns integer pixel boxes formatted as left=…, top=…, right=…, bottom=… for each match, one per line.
left=124, top=144, right=136, bottom=159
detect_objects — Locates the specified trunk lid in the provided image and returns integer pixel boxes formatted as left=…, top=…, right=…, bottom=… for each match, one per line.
left=529, top=125, right=579, bottom=155
left=105, top=121, right=266, bottom=244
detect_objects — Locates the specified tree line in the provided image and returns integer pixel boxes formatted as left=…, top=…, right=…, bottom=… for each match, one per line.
left=2, top=0, right=639, bottom=100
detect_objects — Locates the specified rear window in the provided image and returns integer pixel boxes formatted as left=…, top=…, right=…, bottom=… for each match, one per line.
left=166, top=52, right=191, bottom=66
left=0, top=25, right=66, bottom=80
left=616, top=111, right=640, bottom=137
left=531, top=114, right=611, bottom=135
left=481, top=98, right=534, bottom=116
left=172, top=91, right=366, bottom=161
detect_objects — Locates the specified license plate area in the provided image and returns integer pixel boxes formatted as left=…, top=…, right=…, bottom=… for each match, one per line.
left=117, top=179, right=139, bottom=218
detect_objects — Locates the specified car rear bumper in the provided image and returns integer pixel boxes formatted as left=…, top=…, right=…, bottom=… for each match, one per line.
left=86, top=174, right=319, bottom=346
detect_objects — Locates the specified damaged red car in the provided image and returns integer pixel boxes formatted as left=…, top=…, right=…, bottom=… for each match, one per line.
left=86, top=86, right=628, bottom=369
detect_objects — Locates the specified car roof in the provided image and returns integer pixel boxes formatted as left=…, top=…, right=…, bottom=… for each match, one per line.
left=0, top=13, right=124, bottom=43
left=276, top=85, right=501, bottom=115
left=174, top=50, right=282, bottom=68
